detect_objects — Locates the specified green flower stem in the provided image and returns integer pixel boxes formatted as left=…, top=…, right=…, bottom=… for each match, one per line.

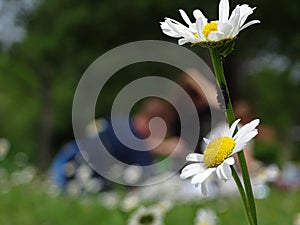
left=231, top=166, right=255, bottom=225
left=237, top=149, right=257, bottom=225
left=209, top=47, right=257, bottom=225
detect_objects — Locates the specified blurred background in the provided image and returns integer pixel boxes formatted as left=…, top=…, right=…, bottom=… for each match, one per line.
left=0, top=0, right=299, bottom=224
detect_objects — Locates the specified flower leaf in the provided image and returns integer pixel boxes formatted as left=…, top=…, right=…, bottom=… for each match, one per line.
left=219, top=40, right=236, bottom=57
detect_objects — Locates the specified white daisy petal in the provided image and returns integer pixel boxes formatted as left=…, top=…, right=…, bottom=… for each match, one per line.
left=186, top=153, right=204, bottom=162
left=234, top=119, right=260, bottom=141
left=224, top=157, right=235, bottom=165
left=228, top=9, right=241, bottom=37
left=167, top=18, right=194, bottom=36
left=229, top=5, right=241, bottom=20
left=237, top=130, right=258, bottom=145
left=219, top=0, right=229, bottom=23
left=191, top=168, right=215, bottom=185
left=179, top=9, right=192, bottom=25
left=238, top=4, right=254, bottom=26
left=181, top=163, right=203, bottom=173
left=180, top=166, right=202, bottom=179
left=240, top=20, right=261, bottom=31
left=229, top=119, right=241, bottom=137
left=216, top=166, right=223, bottom=180
left=208, top=31, right=224, bottom=41
left=220, top=163, right=232, bottom=180
left=193, top=9, right=208, bottom=23
left=189, top=23, right=198, bottom=33
left=200, top=180, right=208, bottom=196
left=217, top=164, right=226, bottom=180
left=195, top=17, right=206, bottom=40
left=178, top=38, right=190, bottom=45
left=232, top=143, right=244, bottom=154
left=164, top=19, right=182, bottom=36
left=232, top=130, right=258, bottom=154
left=218, top=22, right=233, bottom=38
left=160, top=22, right=181, bottom=38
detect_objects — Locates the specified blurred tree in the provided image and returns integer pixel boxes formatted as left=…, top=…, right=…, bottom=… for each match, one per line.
left=1, top=0, right=207, bottom=168
left=0, top=0, right=299, bottom=168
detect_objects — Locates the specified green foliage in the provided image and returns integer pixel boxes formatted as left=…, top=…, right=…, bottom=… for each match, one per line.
left=254, top=140, right=283, bottom=165
left=245, top=68, right=300, bottom=134
left=0, top=0, right=300, bottom=165
left=240, top=66, right=300, bottom=162
left=0, top=0, right=210, bottom=162
left=0, top=184, right=299, bottom=225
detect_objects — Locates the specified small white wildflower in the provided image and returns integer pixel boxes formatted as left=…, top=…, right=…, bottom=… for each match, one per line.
left=160, top=0, right=260, bottom=45
left=128, top=206, right=164, bottom=225
left=194, top=208, right=218, bottom=225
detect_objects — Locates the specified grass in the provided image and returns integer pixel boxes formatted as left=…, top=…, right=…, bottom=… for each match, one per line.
left=0, top=181, right=299, bottom=225
left=0, top=184, right=126, bottom=225
left=166, top=188, right=300, bottom=225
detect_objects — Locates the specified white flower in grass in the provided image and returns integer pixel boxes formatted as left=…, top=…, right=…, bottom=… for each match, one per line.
left=66, top=180, right=82, bottom=197
left=194, top=208, right=218, bottom=225
left=100, top=191, right=120, bottom=210
left=128, top=206, right=163, bottom=225
left=294, top=212, right=300, bottom=225
left=155, top=199, right=174, bottom=213
left=180, top=119, right=259, bottom=196
left=121, top=193, right=140, bottom=212
left=160, top=0, right=260, bottom=45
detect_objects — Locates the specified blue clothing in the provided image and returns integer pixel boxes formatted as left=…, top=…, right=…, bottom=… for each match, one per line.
left=100, top=117, right=153, bottom=166
left=51, top=140, right=79, bottom=188
left=51, top=117, right=153, bottom=189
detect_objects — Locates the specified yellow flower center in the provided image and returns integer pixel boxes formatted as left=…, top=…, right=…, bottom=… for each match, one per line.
left=198, top=222, right=209, bottom=225
left=202, top=21, right=218, bottom=39
left=203, top=137, right=235, bottom=168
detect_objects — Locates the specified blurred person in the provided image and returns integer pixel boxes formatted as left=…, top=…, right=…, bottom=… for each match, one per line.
left=172, top=69, right=223, bottom=153
left=234, top=100, right=278, bottom=144
left=232, top=100, right=279, bottom=174
left=132, top=97, right=188, bottom=158
left=233, top=100, right=257, bottom=173
left=51, top=97, right=188, bottom=190
left=142, top=69, right=227, bottom=159
left=51, top=69, right=223, bottom=191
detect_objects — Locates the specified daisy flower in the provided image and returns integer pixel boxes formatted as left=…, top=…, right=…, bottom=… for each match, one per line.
left=128, top=206, right=163, bottom=225
left=194, top=208, right=218, bottom=225
left=121, top=193, right=140, bottom=212
left=180, top=118, right=260, bottom=196
left=160, top=0, right=260, bottom=46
